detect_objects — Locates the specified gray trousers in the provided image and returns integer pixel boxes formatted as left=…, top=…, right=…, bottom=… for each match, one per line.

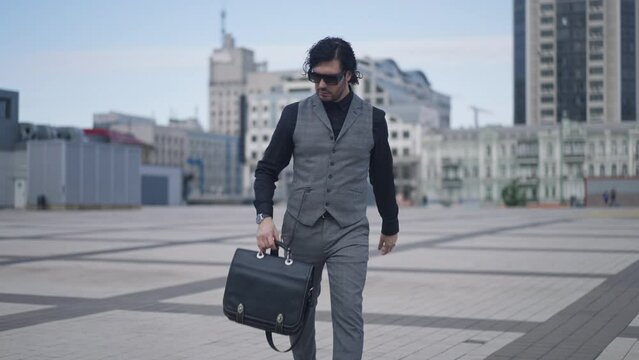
left=281, top=211, right=369, bottom=360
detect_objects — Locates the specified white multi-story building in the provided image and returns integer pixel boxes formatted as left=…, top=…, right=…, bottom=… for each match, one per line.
left=421, top=120, right=639, bottom=205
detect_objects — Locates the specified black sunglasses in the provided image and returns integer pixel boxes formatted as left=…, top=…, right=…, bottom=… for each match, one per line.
left=307, top=71, right=345, bottom=85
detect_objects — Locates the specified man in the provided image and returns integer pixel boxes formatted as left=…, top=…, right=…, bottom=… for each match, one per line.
left=254, top=37, right=399, bottom=360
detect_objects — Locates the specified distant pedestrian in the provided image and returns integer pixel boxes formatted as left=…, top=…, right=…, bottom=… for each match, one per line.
left=610, top=188, right=616, bottom=206
left=603, top=190, right=609, bottom=206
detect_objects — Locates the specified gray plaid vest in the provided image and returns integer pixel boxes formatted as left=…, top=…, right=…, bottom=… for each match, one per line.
left=286, top=93, right=374, bottom=227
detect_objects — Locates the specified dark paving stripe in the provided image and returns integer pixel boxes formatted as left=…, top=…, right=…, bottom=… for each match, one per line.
left=5, top=237, right=174, bottom=244
left=496, top=231, right=639, bottom=240
left=369, top=218, right=573, bottom=258
left=71, top=257, right=232, bottom=267
left=367, top=266, right=610, bottom=279
left=140, top=302, right=540, bottom=332
left=0, top=220, right=230, bottom=241
left=50, top=257, right=610, bottom=279
left=620, top=326, right=639, bottom=339
left=0, top=293, right=87, bottom=305
left=0, top=277, right=227, bottom=332
left=433, top=245, right=639, bottom=255
left=0, top=233, right=253, bottom=266
left=485, top=259, right=639, bottom=360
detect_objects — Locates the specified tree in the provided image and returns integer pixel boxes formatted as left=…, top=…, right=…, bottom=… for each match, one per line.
left=501, top=179, right=527, bottom=207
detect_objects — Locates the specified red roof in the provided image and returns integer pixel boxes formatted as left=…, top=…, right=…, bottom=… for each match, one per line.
left=84, top=128, right=146, bottom=146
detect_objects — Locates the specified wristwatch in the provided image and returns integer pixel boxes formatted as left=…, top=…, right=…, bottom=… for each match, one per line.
left=256, top=213, right=271, bottom=224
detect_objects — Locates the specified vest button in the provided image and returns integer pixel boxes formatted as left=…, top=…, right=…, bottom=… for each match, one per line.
left=327, top=189, right=331, bottom=193
left=332, top=149, right=336, bottom=153
left=328, top=174, right=333, bottom=179
left=330, top=162, right=334, bottom=166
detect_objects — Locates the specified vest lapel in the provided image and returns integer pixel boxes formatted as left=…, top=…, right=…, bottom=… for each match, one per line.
left=335, top=93, right=363, bottom=143
left=310, top=94, right=333, bottom=133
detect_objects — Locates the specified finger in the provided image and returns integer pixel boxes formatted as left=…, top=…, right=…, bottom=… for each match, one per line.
left=378, top=237, right=384, bottom=250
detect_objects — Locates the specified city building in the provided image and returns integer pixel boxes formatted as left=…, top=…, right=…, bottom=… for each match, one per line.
left=421, top=119, right=639, bottom=206
left=514, top=0, right=638, bottom=125
left=0, top=89, right=24, bottom=208
left=95, top=112, right=241, bottom=198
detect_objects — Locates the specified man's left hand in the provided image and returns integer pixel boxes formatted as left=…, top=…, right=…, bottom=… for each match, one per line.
left=378, top=233, right=398, bottom=255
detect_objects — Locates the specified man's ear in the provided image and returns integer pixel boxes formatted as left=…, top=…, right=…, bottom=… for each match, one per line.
left=345, top=71, right=352, bottom=83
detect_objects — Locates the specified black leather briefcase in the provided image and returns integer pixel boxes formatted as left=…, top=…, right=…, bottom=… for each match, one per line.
left=223, top=241, right=315, bottom=352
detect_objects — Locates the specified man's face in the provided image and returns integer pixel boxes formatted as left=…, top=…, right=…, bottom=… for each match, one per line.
left=310, top=59, right=352, bottom=102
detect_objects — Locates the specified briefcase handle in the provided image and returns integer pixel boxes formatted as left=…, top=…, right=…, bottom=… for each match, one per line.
left=256, top=240, right=294, bottom=266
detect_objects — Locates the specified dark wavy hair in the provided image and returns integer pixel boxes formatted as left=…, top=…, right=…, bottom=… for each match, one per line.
left=303, top=37, right=362, bottom=85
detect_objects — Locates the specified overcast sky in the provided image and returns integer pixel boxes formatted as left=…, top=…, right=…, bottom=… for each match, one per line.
left=0, top=0, right=513, bottom=130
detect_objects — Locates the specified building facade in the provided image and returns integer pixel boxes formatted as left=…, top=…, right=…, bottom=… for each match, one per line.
left=514, top=0, right=638, bottom=125
left=95, top=112, right=241, bottom=198
left=422, top=120, right=639, bottom=205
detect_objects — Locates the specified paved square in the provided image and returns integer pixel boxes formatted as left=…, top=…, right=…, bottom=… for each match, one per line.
left=1, top=206, right=639, bottom=359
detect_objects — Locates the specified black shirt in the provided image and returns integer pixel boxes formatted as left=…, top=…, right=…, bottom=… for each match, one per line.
left=253, top=91, right=399, bottom=235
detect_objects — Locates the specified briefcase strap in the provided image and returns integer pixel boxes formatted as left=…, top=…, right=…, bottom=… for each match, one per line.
left=266, top=331, right=301, bottom=353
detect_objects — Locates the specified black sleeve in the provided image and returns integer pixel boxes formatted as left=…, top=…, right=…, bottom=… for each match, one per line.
left=253, top=103, right=299, bottom=217
left=369, top=107, right=399, bottom=235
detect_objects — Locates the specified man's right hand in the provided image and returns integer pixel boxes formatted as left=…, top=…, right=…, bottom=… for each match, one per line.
left=256, top=217, right=279, bottom=252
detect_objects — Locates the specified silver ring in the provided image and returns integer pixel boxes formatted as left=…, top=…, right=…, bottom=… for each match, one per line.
left=256, top=251, right=264, bottom=259
left=284, top=258, right=293, bottom=266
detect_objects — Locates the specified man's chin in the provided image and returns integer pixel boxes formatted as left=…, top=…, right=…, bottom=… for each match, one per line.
left=318, top=91, right=332, bottom=101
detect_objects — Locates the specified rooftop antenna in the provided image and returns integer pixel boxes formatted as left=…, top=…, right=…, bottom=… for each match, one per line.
left=221, top=9, right=226, bottom=45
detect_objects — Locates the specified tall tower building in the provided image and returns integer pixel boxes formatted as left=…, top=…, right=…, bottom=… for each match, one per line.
left=514, top=0, right=638, bottom=125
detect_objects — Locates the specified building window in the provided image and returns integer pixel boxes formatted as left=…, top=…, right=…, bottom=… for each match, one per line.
left=403, top=131, right=410, bottom=139
left=590, top=107, right=604, bottom=117
left=541, top=96, right=554, bottom=103
left=589, top=13, right=603, bottom=21
left=589, top=67, right=604, bottom=75
left=589, top=26, right=603, bottom=38
left=590, top=53, right=604, bottom=61
left=262, top=135, right=268, bottom=142
left=391, top=131, right=397, bottom=139
left=541, top=3, right=554, bottom=11
left=622, top=164, right=628, bottom=176
left=600, top=164, right=605, bottom=176
left=612, top=141, right=617, bottom=155
left=590, top=94, right=604, bottom=101
left=391, top=148, right=398, bottom=156
left=541, top=43, right=554, bottom=51
left=541, top=83, right=554, bottom=91
left=600, top=141, right=606, bottom=155
left=547, top=142, right=554, bottom=156
left=541, top=56, right=554, bottom=64
left=541, top=69, right=554, bottom=77
left=251, top=151, right=257, bottom=160
left=541, top=109, right=555, bottom=116
left=486, top=145, right=492, bottom=157
left=541, top=16, right=554, bottom=24
left=541, top=30, right=554, bottom=37
left=589, top=164, right=595, bottom=176
left=403, top=148, right=410, bottom=156
left=611, top=164, right=617, bottom=176
left=251, top=135, right=257, bottom=142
